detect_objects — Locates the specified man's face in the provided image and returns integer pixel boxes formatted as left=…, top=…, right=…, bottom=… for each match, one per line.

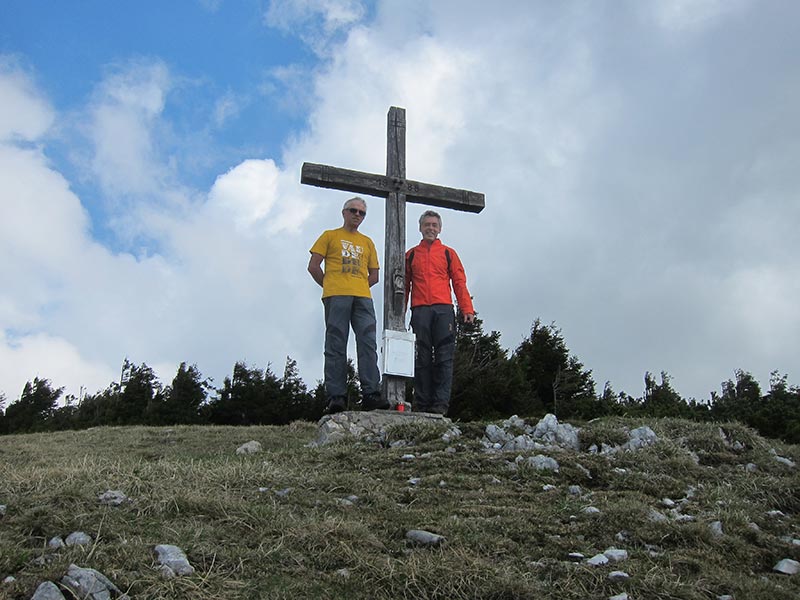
left=420, top=216, right=441, bottom=241
left=342, top=202, right=367, bottom=229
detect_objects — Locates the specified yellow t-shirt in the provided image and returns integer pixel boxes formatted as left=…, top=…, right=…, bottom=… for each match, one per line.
left=310, top=227, right=379, bottom=298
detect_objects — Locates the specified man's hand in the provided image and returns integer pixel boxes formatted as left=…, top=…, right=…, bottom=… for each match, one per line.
left=463, top=313, right=476, bottom=324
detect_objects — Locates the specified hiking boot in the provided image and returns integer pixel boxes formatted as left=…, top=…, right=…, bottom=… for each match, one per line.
left=362, top=392, right=389, bottom=411
left=325, top=396, right=347, bottom=414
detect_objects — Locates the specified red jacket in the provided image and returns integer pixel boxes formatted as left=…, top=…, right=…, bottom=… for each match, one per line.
left=405, top=239, right=474, bottom=314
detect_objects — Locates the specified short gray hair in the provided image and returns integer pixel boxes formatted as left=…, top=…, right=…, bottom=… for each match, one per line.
left=419, top=209, right=441, bottom=226
left=343, top=196, right=367, bottom=211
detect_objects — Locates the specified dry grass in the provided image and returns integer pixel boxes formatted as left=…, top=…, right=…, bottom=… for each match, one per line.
left=0, top=418, right=799, bottom=599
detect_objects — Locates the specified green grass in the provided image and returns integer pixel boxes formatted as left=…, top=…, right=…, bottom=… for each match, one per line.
left=1, top=418, right=799, bottom=599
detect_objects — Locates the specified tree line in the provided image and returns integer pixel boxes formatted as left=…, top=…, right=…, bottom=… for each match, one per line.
left=1, top=317, right=798, bottom=443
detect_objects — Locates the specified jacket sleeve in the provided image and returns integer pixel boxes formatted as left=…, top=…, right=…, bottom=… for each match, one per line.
left=448, top=247, right=474, bottom=314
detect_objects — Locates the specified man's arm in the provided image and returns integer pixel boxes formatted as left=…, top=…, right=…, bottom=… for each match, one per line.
left=308, top=253, right=325, bottom=287
left=448, top=247, right=475, bottom=323
left=368, top=267, right=379, bottom=287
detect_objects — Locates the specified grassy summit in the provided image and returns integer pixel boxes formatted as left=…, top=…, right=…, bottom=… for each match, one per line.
left=0, top=417, right=798, bottom=599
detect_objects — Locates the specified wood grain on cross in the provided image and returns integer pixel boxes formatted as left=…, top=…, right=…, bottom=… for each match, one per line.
left=301, top=106, right=485, bottom=406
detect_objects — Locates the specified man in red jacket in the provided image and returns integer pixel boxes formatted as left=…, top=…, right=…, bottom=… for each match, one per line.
left=405, top=210, right=475, bottom=414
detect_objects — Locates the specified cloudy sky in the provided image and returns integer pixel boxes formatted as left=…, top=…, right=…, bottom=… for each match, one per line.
left=1, top=0, right=798, bottom=404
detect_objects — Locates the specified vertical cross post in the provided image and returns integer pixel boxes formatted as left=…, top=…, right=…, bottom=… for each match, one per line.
left=300, top=106, right=485, bottom=408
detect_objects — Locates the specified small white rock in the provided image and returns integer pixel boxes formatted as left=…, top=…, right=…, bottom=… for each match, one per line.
left=604, top=548, right=629, bottom=562
left=65, top=532, right=92, bottom=546
left=608, top=570, right=630, bottom=582
left=586, top=553, right=609, bottom=566
left=236, top=441, right=262, bottom=455
left=773, top=558, right=799, bottom=575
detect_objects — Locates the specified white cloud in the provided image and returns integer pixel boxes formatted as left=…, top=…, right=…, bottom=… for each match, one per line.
left=0, top=332, right=116, bottom=402
left=264, top=0, right=367, bottom=55
left=651, top=0, right=752, bottom=33
left=86, top=60, right=172, bottom=198
left=207, top=159, right=280, bottom=230
left=0, top=57, right=54, bottom=141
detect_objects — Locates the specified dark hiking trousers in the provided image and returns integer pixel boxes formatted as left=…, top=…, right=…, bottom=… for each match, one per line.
left=410, top=304, right=456, bottom=413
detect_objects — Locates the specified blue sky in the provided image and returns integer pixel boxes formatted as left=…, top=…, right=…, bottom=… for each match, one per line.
left=1, top=0, right=799, bottom=404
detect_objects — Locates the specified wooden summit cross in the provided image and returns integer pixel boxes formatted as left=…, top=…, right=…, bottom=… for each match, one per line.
left=301, top=106, right=485, bottom=406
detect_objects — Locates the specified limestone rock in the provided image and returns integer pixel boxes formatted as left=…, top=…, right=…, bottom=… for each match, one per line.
left=98, top=490, right=129, bottom=506
left=773, top=558, right=799, bottom=575
left=61, top=564, right=128, bottom=600
left=65, top=532, right=92, bottom=547
left=406, top=529, right=445, bottom=546
left=31, top=581, right=66, bottom=600
left=311, top=410, right=450, bottom=446
left=155, top=544, right=194, bottom=577
left=236, top=441, right=262, bottom=455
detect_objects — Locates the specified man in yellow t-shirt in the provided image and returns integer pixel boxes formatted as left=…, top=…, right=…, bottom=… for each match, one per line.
left=308, top=196, right=387, bottom=413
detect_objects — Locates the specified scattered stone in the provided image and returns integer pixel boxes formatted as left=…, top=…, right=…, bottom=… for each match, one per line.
left=335, top=497, right=355, bottom=507
left=31, top=581, right=66, bottom=600
left=311, top=410, right=450, bottom=446
left=0, top=504, right=6, bottom=517
left=485, top=423, right=511, bottom=444
left=154, top=544, right=195, bottom=577
left=773, top=558, right=799, bottom=575
left=767, top=510, right=786, bottom=518
left=568, top=485, right=582, bottom=496
left=274, top=488, right=292, bottom=498
left=623, top=426, right=658, bottom=451
left=608, top=570, right=630, bottom=582
left=406, top=529, right=445, bottom=546
left=744, top=463, right=758, bottom=473
left=438, top=480, right=447, bottom=487
left=48, top=536, right=65, bottom=549
left=648, top=509, right=669, bottom=523
left=709, top=521, right=724, bottom=538
left=236, top=441, right=262, bottom=455
left=335, top=568, right=351, bottom=578
left=3, top=576, right=15, bottom=583
left=583, top=506, right=601, bottom=515
left=615, top=531, right=630, bottom=543
left=770, top=449, right=796, bottom=468
left=401, top=454, right=416, bottom=461
left=542, top=484, right=557, bottom=491
left=609, top=593, right=629, bottom=600
left=62, top=564, right=128, bottom=599
left=523, top=454, right=560, bottom=472
left=672, top=511, right=696, bottom=523
left=586, top=553, right=609, bottom=566
left=717, top=595, right=733, bottom=600
left=604, top=548, right=628, bottom=562
left=441, top=426, right=461, bottom=443
left=747, top=522, right=760, bottom=532
left=613, top=468, right=627, bottom=474
left=567, top=552, right=584, bottom=561
left=661, top=498, right=676, bottom=508
left=258, top=487, right=270, bottom=493
left=407, top=477, right=421, bottom=485
left=65, top=532, right=92, bottom=547
left=98, top=490, right=129, bottom=506
left=532, top=414, right=581, bottom=451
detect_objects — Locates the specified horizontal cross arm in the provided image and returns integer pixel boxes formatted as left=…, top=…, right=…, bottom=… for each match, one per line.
left=301, top=162, right=485, bottom=213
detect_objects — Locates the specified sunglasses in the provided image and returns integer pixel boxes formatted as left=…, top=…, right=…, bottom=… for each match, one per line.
left=347, top=208, right=366, bottom=217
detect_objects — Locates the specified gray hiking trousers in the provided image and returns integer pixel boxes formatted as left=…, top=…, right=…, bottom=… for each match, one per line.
left=323, top=295, right=381, bottom=398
